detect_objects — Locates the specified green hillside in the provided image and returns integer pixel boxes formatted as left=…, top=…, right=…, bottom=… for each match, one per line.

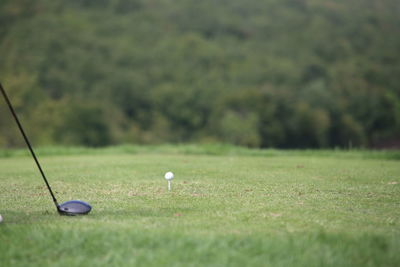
left=1, top=0, right=399, bottom=148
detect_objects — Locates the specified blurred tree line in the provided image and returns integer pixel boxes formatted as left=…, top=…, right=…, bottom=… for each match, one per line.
left=1, top=0, right=399, bottom=148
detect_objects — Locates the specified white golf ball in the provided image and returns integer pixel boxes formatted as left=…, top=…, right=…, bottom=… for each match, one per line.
left=165, top=171, right=174, bottom=180
left=0, top=214, right=3, bottom=223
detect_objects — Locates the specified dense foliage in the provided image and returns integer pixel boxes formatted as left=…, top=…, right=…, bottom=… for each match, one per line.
left=1, top=0, right=399, bottom=148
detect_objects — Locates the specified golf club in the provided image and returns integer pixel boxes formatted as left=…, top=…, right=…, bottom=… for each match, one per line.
left=0, top=82, right=92, bottom=215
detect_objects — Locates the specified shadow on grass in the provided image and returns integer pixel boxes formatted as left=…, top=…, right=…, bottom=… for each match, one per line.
left=0, top=210, right=57, bottom=225
left=0, top=205, right=197, bottom=225
left=90, top=206, right=197, bottom=218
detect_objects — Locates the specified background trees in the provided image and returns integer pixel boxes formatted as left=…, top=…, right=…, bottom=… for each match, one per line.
left=1, top=0, right=399, bottom=148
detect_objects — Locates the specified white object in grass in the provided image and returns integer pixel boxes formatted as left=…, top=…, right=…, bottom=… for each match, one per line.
left=164, top=172, right=174, bottom=191
left=0, top=214, right=3, bottom=223
left=165, top=172, right=174, bottom=180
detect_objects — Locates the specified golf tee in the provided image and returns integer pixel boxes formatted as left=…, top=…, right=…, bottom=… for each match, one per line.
left=168, top=180, right=171, bottom=191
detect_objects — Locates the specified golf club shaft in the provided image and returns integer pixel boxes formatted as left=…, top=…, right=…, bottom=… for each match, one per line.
left=0, top=82, right=59, bottom=208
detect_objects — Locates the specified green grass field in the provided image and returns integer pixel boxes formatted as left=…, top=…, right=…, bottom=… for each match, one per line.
left=0, top=145, right=399, bottom=266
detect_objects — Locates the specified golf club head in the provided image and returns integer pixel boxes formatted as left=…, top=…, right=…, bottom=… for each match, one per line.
left=58, top=200, right=92, bottom=216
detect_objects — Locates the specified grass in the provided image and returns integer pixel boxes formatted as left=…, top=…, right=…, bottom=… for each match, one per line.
left=0, top=145, right=399, bottom=266
left=1, top=143, right=400, bottom=159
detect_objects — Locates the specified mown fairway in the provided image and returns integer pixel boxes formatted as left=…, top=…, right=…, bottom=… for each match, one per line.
left=0, top=146, right=399, bottom=266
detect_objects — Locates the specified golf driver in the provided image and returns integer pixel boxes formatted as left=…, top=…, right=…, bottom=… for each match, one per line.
left=0, top=82, right=91, bottom=215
